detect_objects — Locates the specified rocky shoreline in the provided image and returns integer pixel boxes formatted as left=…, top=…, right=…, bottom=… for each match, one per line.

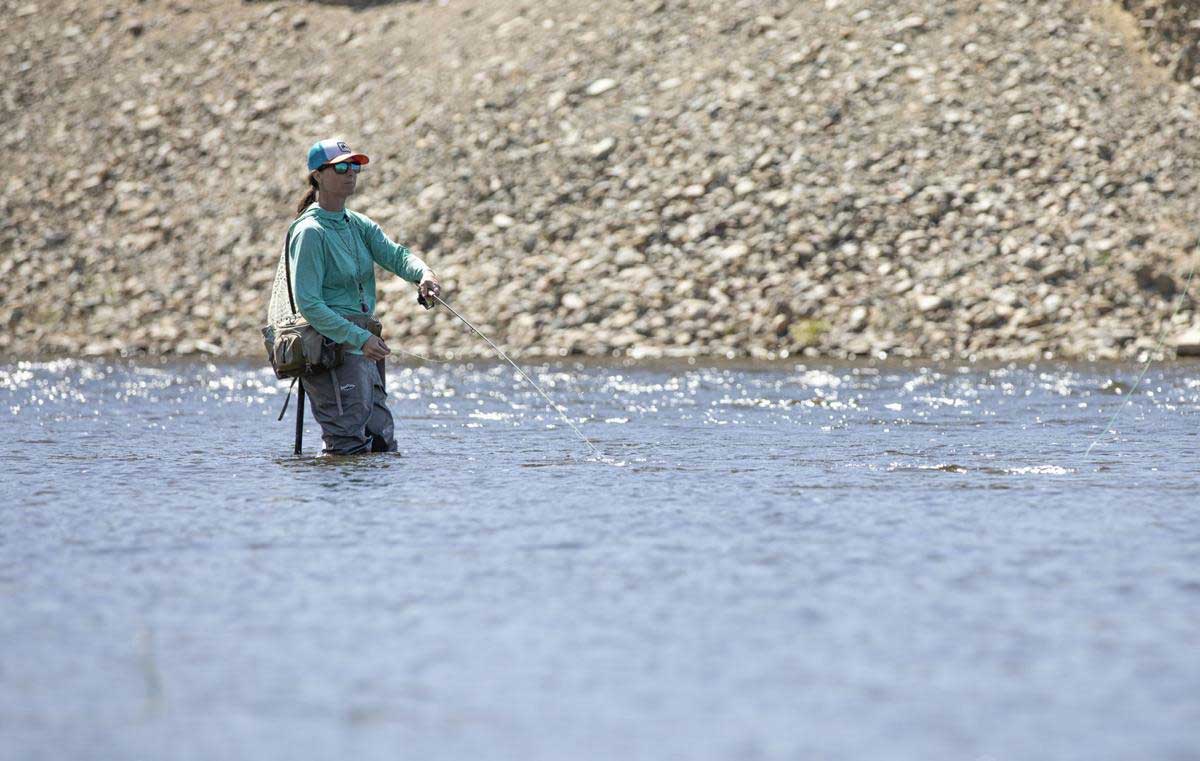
left=3, top=0, right=1200, bottom=362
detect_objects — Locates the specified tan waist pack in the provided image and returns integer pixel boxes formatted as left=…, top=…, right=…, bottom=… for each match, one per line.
left=262, top=318, right=338, bottom=380
left=262, top=314, right=383, bottom=380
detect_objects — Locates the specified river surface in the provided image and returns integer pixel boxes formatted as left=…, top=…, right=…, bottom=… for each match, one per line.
left=1, top=357, right=1198, bottom=761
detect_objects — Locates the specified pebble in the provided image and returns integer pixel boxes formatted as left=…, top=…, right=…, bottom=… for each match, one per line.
left=562, top=293, right=586, bottom=311
left=718, top=242, right=750, bottom=261
left=589, top=138, right=617, bottom=160
left=916, top=295, right=946, bottom=313
left=585, top=78, right=617, bottom=96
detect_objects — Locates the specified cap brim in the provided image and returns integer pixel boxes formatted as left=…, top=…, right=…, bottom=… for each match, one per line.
left=326, top=152, right=369, bottom=165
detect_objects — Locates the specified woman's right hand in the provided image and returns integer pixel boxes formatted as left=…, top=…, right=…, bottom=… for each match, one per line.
left=362, top=335, right=391, bottom=360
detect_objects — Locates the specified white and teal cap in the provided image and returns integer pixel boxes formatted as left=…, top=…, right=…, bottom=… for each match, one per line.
left=306, top=138, right=370, bottom=172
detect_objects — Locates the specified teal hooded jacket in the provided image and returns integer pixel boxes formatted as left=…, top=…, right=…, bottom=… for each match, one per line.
left=288, top=205, right=430, bottom=352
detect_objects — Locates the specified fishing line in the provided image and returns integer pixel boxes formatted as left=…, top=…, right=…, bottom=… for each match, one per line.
left=392, top=347, right=448, bottom=364
left=1085, top=245, right=1198, bottom=457
left=424, top=292, right=606, bottom=460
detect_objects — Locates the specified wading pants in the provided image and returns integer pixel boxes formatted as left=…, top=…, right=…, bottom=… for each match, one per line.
left=300, top=354, right=397, bottom=455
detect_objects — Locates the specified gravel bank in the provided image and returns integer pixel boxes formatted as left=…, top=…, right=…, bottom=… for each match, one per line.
left=3, top=0, right=1199, bottom=361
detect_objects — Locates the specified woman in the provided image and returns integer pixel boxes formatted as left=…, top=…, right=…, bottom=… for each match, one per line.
left=288, top=138, right=441, bottom=455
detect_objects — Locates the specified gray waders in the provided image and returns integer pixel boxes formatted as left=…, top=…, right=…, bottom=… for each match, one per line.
left=299, top=353, right=396, bottom=455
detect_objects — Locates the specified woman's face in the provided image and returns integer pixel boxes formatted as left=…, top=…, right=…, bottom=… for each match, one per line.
left=314, top=162, right=359, bottom=197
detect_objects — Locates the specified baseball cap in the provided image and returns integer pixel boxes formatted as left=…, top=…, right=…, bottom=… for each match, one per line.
left=307, top=138, right=370, bottom=171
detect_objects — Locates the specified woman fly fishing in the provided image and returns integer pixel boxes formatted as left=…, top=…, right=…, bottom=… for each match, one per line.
left=284, top=138, right=441, bottom=455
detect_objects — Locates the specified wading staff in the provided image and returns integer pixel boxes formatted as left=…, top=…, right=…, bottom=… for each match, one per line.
left=294, top=383, right=305, bottom=455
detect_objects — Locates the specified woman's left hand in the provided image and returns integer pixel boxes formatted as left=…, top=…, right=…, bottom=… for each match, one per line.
left=419, top=273, right=442, bottom=303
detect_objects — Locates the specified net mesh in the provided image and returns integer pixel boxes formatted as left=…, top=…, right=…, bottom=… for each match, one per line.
left=266, top=247, right=297, bottom=327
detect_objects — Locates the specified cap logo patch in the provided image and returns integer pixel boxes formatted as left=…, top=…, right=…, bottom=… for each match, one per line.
left=336, top=141, right=350, bottom=153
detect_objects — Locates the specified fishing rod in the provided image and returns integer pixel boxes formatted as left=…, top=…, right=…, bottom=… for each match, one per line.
left=1084, top=245, right=1198, bottom=457
left=418, top=290, right=605, bottom=460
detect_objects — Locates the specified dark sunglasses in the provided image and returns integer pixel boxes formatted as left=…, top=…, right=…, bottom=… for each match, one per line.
left=323, top=162, right=363, bottom=174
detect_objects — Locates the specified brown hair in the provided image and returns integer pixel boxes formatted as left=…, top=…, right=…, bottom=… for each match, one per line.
left=295, top=173, right=318, bottom=216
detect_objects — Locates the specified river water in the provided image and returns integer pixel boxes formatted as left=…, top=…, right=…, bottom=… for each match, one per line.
left=1, top=357, right=1197, bottom=761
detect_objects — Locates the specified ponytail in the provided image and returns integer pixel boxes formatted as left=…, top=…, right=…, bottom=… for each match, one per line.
left=294, top=174, right=318, bottom=216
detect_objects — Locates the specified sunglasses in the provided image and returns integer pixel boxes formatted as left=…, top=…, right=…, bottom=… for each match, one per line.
left=323, top=162, right=363, bottom=174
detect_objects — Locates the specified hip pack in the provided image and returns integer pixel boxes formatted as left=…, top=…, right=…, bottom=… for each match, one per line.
left=262, top=316, right=342, bottom=380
